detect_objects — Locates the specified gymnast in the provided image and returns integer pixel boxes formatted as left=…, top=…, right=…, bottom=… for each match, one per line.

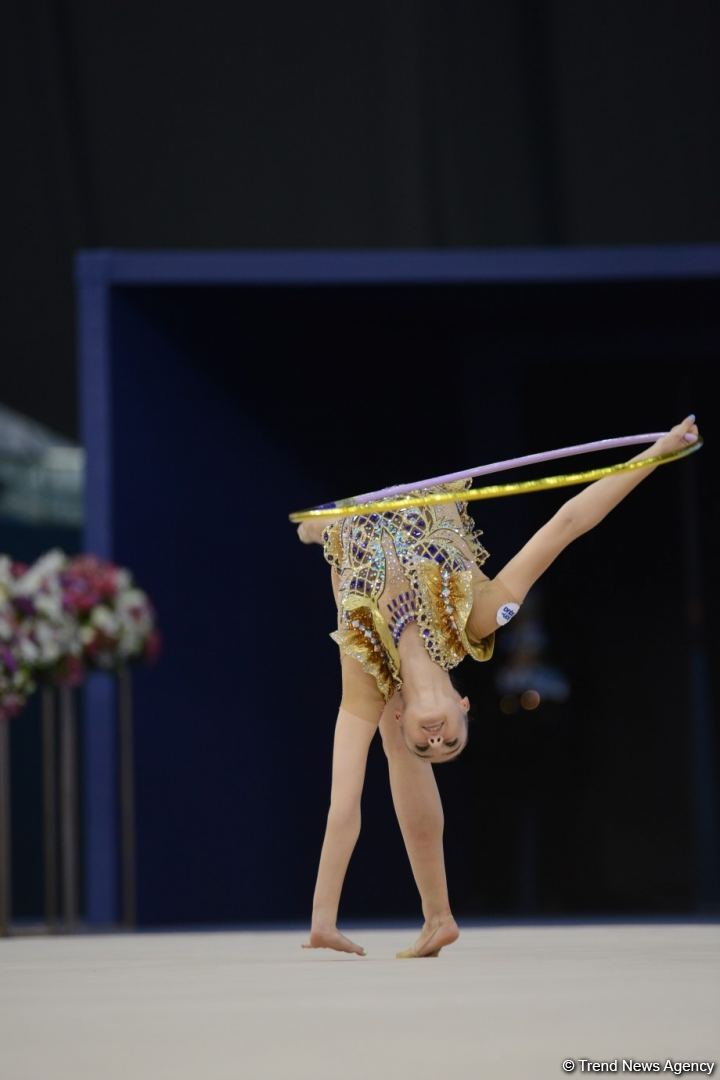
left=296, top=416, right=699, bottom=958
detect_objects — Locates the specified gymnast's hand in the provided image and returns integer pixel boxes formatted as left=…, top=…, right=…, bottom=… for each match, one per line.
left=656, top=414, right=699, bottom=454
left=297, top=518, right=337, bottom=544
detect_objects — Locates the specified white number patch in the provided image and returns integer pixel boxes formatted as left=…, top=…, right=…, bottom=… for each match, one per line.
left=496, top=602, right=520, bottom=625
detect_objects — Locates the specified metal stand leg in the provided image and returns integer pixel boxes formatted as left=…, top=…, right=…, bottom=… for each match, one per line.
left=0, top=718, right=11, bottom=937
left=117, top=665, right=136, bottom=928
left=59, top=686, right=78, bottom=931
left=42, top=686, right=59, bottom=929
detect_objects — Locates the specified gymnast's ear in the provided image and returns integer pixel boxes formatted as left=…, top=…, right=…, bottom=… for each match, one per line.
left=460, top=696, right=470, bottom=713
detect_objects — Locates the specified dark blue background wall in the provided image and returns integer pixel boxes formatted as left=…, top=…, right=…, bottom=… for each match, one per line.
left=90, top=270, right=717, bottom=923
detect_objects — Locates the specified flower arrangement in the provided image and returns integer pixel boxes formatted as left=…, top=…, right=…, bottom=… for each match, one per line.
left=0, top=549, right=161, bottom=721
left=58, top=553, right=162, bottom=674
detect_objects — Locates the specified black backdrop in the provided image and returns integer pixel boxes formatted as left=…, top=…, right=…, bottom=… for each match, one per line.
left=3, top=1, right=720, bottom=438
left=2, top=3, right=719, bottom=921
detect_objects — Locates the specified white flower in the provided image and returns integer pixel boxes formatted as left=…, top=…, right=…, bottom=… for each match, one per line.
left=35, top=593, right=64, bottom=619
left=118, top=587, right=146, bottom=608
left=19, top=638, right=41, bottom=663
left=116, top=569, right=132, bottom=590
left=13, top=549, right=67, bottom=596
left=90, top=606, right=118, bottom=634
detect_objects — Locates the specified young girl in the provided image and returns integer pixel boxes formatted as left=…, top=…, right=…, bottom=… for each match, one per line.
left=296, top=416, right=699, bottom=958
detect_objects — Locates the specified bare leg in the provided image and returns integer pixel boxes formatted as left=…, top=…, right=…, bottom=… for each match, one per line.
left=379, top=704, right=460, bottom=957
left=302, top=705, right=378, bottom=956
left=302, top=793, right=366, bottom=956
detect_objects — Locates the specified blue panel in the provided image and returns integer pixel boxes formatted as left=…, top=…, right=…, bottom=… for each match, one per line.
left=103, top=288, right=344, bottom=923
left=75, top=245, right=720, bottom=288
left=76, top=274, right=118, bottom=925
left=82, top=674, right=118, bottom=923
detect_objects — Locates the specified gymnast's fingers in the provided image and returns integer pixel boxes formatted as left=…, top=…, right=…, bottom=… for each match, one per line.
left=679, top=414, right=699, bottom=443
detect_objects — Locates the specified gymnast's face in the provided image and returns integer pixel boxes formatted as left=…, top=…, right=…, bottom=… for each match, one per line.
left=395, top=696, right=470, bottom=763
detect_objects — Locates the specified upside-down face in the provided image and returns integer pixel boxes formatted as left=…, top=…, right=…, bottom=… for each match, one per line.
left=395, top=694, right=470, bottom=763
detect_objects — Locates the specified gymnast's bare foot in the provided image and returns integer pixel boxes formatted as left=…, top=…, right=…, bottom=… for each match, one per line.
left=396, top=915, right=460, bottom=958
left=302, top=927, right=366, bottom=956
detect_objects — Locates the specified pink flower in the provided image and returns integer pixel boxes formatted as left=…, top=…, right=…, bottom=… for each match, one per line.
left=1, top=695, right=25, bottom=722
left=1, top=646, right=17, bottom=673
left=53, top=655, right=85, bottom=688
left=144, top=628, right=163, bottom=665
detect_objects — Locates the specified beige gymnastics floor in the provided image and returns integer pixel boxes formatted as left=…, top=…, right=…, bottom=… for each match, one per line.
left=1, top=923, right=718, bottom=1080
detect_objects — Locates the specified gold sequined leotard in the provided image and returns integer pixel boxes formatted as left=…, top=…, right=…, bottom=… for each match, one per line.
left=322, top=478, right=496, bottom=700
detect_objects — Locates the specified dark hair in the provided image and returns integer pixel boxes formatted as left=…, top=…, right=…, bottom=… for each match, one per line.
left=448, top=667, right=474, bottom=725
left=444, top=669, right=474, bottom=764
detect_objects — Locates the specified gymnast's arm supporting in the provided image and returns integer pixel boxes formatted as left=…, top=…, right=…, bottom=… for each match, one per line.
left=467, top=416, right=699, bottom=639
left=308, top=575, right=385, bottom=931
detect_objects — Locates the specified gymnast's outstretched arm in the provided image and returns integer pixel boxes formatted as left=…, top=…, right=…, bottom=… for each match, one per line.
left=467, top=415, right=699, bottom=640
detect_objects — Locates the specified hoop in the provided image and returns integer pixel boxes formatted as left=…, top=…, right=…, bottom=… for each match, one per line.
left=288, top=435, right=702, bottom=523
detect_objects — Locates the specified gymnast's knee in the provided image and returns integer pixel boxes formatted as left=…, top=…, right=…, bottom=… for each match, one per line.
left=380, top=727, right=406, bottom=760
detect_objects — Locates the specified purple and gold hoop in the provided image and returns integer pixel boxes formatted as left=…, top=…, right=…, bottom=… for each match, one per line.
left=288, top=433, right=703, bottom=523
